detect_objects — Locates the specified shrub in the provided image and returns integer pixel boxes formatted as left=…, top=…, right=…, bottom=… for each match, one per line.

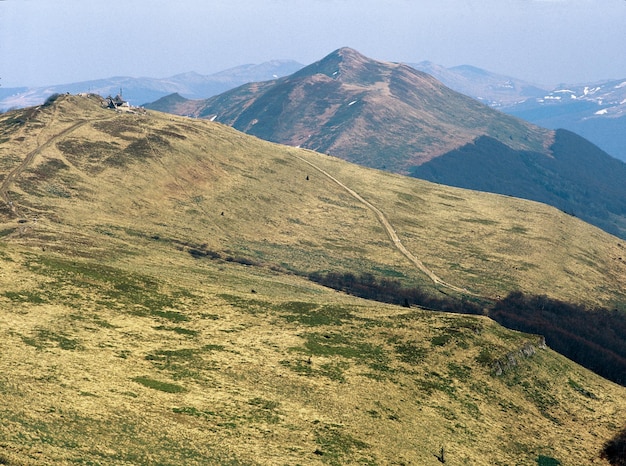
left=601, top=426, right=626, bottom=466
left=43, top=93, right=62, bottom=107
left=132, top=376, right=186, bottom=393
left=537, top=456, right=561, bottom=466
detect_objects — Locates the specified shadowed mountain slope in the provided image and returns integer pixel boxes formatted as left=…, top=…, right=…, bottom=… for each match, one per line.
left=1, top=95, right=626, bottom=465
left=411, top=130, right=626, bottom=239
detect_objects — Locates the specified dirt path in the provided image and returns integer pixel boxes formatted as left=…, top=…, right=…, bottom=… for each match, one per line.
left=293, top=153, right=473, bottom=295
left=0, top=115, right=94, bottom=217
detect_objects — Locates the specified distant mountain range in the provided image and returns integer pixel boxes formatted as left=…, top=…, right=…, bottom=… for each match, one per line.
left=0, top=60, right=303, bottom=111
left=145, top=47, right=626, bottom=240
left=3, top=53, right=623, bottom=162
left=409, top=61, right=548, bottom=106
left=412, top=62, right=626, bottom=162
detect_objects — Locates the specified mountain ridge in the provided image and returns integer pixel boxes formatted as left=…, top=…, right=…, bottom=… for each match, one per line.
left=5, top=54, right=623, bottom=162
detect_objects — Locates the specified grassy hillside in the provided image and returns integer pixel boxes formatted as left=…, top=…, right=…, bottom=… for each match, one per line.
left=1, top=95, right=625, bottom=465
left=146, top=48, right=626, bottom=242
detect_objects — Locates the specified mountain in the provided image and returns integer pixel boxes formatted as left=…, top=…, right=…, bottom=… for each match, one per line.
left=502, top=79, right=626, bottom=162
left=148, top=47, right=552, bottom=169
left=1, top=94, right=626, bottom=465
left=410, top=61, right=548, bottom=107
left=0, top=60, right=303, bottom=111
left=409, top=62, right=626, bottom=162
left=412, top=129, right=626, bottom=239
left=146, top=47, right=626, bottom=240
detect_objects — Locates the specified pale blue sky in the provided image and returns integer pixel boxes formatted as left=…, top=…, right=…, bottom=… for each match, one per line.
left=1, top=0, right=625, bottom=88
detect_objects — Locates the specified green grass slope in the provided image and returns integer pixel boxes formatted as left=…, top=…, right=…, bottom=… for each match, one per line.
left=0, top=95, right=625, bottom=465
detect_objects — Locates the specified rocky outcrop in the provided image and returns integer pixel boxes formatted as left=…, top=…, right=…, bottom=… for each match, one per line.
left=492, top=337, right=547, bottom=376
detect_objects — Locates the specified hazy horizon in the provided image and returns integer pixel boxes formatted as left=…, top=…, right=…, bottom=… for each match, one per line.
left=1, top=0, right=625, bottom=89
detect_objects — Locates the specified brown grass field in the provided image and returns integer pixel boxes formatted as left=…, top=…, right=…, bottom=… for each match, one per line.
left=0, top=94, right=625, bottom=465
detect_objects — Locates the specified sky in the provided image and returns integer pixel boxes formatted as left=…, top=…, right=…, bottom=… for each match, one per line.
left=1, top=0, right=625, bottom=88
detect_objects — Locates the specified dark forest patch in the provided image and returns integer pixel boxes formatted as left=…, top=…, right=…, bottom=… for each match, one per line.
left=308, top=271, right=626, bottom=388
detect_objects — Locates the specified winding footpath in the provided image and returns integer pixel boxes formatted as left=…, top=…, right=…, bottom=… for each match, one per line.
left=0, top=110, right=108, bottom=217
left=293, top=153, right=473, bottom=295
left=1, top=104, right=470, bottom=295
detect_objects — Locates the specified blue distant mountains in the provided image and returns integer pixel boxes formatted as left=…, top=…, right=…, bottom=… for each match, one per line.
left=0, top=60, right=304, bottom=111
left=411, top=61, right=626, bottom=162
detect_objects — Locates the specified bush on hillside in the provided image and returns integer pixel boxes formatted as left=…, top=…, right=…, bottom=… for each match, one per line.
left=43, top=93, right=62, bottom=107
left=601, top=426, right=626, bottom=466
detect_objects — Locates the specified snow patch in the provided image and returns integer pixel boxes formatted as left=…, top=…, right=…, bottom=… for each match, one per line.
left=595, top=109, right=609, bottom=115
left=584, top=86, right=602, bottom=96
left=615, top=81, right=626, bottom=89
left=209, top=115, right=217, bottom=122
left=348, top=100, right=358, bottom=106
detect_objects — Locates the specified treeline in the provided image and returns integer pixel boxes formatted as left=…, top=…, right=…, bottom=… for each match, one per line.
left=489, top=292, right=626, bottom=386
left=308, top=271, right=626, bottom=386
left=308, top=271, right=484, bottom=314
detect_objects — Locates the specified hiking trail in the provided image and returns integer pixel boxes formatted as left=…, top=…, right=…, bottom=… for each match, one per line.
left=293, top=153, right=474, bottom=295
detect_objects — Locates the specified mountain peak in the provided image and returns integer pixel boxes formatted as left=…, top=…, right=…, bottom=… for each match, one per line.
left=291, top=47, right=386, bottom=83
left=332, top=46, right=368, bottom=61
left=167, top=47, right=552, bottom=171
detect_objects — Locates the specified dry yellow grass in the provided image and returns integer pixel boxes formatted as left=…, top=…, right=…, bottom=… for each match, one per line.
left=0, top=95, right=625, bottom=465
